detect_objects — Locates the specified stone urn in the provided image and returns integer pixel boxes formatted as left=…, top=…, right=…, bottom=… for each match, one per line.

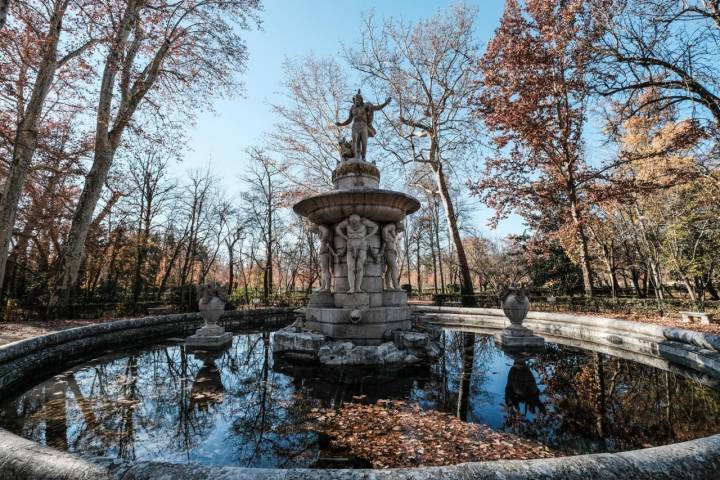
left=496, top=286, right=544, bottom=351
left=501, top=287, right=530, bottom=326
left=187, top=284, right=232, bottom=350
left=199, top=285, right=226, bottom=327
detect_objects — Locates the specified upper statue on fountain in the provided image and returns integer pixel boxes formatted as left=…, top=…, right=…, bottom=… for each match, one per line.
left=335, top=90, right=391, bottom=163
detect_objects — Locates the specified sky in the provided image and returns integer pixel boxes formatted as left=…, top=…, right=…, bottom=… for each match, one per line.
left=182, top=0, right=526, bottom=238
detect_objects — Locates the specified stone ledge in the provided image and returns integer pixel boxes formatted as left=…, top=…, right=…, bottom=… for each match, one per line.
left=415, top=306, right=720, bottom=377
left=2, top=309, right=720, bottom=479
left=1, top=427, right=719, bottom=479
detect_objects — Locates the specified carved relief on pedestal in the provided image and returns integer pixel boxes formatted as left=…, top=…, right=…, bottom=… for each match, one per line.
left=315, top=224, right=338, bottom=292
left=335, top=214, right=378, bottom=294
left=380, top=222, right=403, bottom=291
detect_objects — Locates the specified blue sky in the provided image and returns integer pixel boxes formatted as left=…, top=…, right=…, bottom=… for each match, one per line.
left=182, top=0, right=525, bottom=238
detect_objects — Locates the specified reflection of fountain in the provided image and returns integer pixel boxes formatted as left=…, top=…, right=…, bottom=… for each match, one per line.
left=273, top=357, right=429, bottom=407
left=189, top=350, right=227, bottom=413
left=505, top=357, right=544, bottom=415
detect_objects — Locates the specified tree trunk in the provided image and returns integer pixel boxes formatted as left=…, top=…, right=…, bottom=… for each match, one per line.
left=49, top=0, right=138, bottom=311
left=404, top=218, right=411, bottom=288
left=433, top=199, right=446, bottom=294
left=228, top=248, right=235, bottom=296
left=429, top=234, right=438, bottom=294
left=131, top=211, right=151, bottom=311
left=569, top=197, right=593, bottom=297
left=431, top=160, right=475, bottom=306
left=0, top=0, right=68, bottom=296
left=415, top=234, right=422, bottom=294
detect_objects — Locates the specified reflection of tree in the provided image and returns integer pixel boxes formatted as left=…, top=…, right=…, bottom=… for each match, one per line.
left=457, top=332, right=475, bottom=420
left=519, top=347, right=720, bottom=454
left=225, top=331, right=319, bottom=467
left=41, top=379, right=68, bottom=450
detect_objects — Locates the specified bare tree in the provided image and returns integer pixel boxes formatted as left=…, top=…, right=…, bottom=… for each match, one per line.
left=242, top=148, right=283, bottom=303
left=126, top=145, right=174, bottom=310
left=595, top=0, right=720, bottom=126
left=0, top=0, right=95, bottom=297
left=50, top=0, right=261, bottom=309
left=269, top=54, right=353, bottom=194
left=346, top=5, right=482, bottom=305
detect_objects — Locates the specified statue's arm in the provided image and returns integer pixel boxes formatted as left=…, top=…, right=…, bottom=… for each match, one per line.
left=335, top=221, right=348, bottom=239
left=335, top=109, right=353, bottom=127
left=372, top=97, right=392, bottom=111
left=363, top=219, right=379, bottom=238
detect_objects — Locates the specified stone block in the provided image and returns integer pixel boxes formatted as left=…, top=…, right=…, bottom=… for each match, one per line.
left=273, top=328, right=326, bottom=354
left=363, top=263, right=383, bottom=277
left=308, top=292, right=335, bottom=307
left=334, top=277, right=349, bottom=293
left=343, top=292, right=370, bottom=309
left=361, top=276, right=383, bottom=292
left=194, top=325, right=226, bottom=336
left=496, top=325, right=545, bottom=351
left=382, top=291, right=408, bottom=306
left=681, top=311, right=715, bottom=325
left=394, top=331, right=429, bottom=349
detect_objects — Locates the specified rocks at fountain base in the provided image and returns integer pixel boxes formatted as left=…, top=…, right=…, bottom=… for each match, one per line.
left=273, top=324, right=441, bottom=366
left=186, top=325, right=233, bottom=350
left=495, top=325, right=545, bottom=352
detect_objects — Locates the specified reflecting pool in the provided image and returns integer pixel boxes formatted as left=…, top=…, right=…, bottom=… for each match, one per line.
left=1, top=328, right=719, bottom=467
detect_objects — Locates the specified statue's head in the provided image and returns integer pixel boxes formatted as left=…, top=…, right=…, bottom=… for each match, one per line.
left=349, top=214, right=361, bottom=226
left=353, top=89, right=364, bottom=106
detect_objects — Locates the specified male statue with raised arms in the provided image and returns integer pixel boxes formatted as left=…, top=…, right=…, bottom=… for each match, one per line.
left=335, top=90, right=391, bottom=161
left=335, top=214, right=378, bottom=293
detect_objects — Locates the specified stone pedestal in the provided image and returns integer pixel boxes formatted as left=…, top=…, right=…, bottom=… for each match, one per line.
left=495, top=325, right=545, bottom=352
left=187, top=324, right=233, bottom=350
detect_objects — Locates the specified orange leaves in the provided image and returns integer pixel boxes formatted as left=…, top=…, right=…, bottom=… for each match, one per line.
left=308, top=400, right=557, bottom=468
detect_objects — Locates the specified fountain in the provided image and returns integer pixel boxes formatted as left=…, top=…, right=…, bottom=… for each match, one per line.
left=274, top=91, right=440, bottom=366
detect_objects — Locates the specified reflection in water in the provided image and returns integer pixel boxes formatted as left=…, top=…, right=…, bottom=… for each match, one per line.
left=505, top=357, right=544, bottom=415
left=273, top=360, right=429, bottom=408
left=456, top=332, right=475, bottom=421
left=190, top=351, right=226, bottom=413
left=1, top=328, right=720, bottom=466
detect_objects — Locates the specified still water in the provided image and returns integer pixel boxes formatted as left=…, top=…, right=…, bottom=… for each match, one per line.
left=1, top=328, right=719, bottom=467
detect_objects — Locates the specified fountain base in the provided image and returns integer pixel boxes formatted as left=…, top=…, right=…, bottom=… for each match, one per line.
left=273, top=320, right=441, bottom=366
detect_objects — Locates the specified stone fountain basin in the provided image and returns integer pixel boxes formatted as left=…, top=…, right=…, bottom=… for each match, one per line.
left=293, top=188, right=421, bottom=224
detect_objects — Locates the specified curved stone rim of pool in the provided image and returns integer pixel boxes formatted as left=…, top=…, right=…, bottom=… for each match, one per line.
left=1, top=307, right=720, bottom=480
